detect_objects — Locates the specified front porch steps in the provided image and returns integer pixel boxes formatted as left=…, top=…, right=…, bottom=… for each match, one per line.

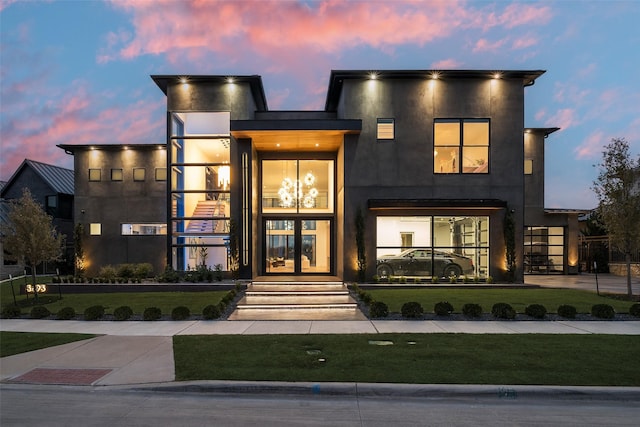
left=229, top=281, right=366, bottom=320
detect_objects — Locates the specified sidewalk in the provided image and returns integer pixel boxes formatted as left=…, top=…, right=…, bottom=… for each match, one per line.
left=1, top=318, right=639, bottom=387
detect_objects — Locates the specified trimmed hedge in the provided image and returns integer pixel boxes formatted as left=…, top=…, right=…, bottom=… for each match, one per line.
left=202, top=304, right=221, bottom=320
left=56, top=307, right=76, bottom=320
left=369, top=301, right=389, bottom=318
left=30, top=305, right=51, bottom=319
left=401, top=301, right=424, bottom=319
left=113, top=306, right=134, bottom=321
left=525, top=304, right=547, bottom=319
left=591, top=304, right=615, bottom=319
left=491, top=302, right=516, bottom=320
left=171, top=306, right=191, bottom=321
left=557, top=305, right=577, bottom=319
left=1, top=305, right=22, bottom=319
left=84, top=305, right=105, bottom=321
left=462, top=303, right=483, bottom=318
left=434, top=301, right=454, bottom=316
left=630, top=303, right=640, bottom=318
left=143, top=307, right=162, bottom=321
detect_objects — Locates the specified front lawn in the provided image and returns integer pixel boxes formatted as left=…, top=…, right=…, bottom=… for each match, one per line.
left=174, top=334, right=640, bottom=386
left=0, top=331, right=96, bottom=357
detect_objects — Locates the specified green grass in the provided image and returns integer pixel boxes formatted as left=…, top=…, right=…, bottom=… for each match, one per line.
left=0, top=287, right=228, bottom=316
left=365, top=288, right=633, bottom=313
left=0, top=331, right=96, bottom=357
left=174, top=334, right=640, bottom=386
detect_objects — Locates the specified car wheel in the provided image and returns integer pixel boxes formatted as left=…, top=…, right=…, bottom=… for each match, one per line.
left=377, top=264, right=393, bottom=278
left=443, top=264, right=462, bottom=279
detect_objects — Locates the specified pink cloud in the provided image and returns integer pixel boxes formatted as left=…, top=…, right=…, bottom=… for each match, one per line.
left=574, top=130, right=605, bottom=159
left=1, top=80, right=165, bottom=181
left=431, top=58, right=464, bottom=69
left=546, top=108, right=578, bottom=130
left=511, top=35, right=538, bottom=50
left=472, top=37, right=507, bottom=53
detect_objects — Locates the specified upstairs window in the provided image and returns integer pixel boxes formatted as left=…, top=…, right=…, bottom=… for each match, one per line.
left=524, top=159, right=533, bottom=175
left=111, top=168, right=123, bottom=181
left=133, top=168, right=146, bottom=181
left=434, top=119, right=489, bottom=174
left=377, top=118, right=394, bottom=140
left=88, top=169, right=101, bottom=181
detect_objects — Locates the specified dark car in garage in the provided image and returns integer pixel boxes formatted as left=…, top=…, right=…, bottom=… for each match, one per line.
left=376, top=248, right=475, bottom=279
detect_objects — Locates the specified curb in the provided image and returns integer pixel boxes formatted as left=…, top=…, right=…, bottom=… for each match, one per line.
left=132, top=381, right=640, bottom=401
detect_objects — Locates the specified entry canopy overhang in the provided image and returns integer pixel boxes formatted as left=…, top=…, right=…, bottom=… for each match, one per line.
left=368, top=199, right=508, bottom=210
left=231, top=119, right=361, bottom=152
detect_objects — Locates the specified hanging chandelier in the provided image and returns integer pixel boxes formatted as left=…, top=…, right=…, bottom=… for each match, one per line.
left=278, top=171, right=318, bottom=208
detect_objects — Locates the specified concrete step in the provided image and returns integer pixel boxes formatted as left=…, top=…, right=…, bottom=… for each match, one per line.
left=249, top=283, right=346, bottom=292
left=242, top=294, right=355, bottom=305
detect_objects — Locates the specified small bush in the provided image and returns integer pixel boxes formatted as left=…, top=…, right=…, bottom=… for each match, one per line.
left=2, top=305, right=22, bottom=319
left=431, top=276, right=439, bottom=284
left=486, top=276, right=494, bottom=284
left=143, top=306, right=162, bottom=321
left=30, top=305, right=51, bottom=319
left=491, top=302, right=516, bottom=320
left=434, top=301, right=454, bottom=316
left=156, top=265, right=180, bottom=283
left=134, top=263, right=154, bottom=279
left=629, top=303, right=640, bottom=318
left=202, top=304, right=221, bottom=320
left=98, top=265, right=117, bottom=280
left=56, top=307, right=76, bottom=320
left=557, top=304, right=577, bottom=319
left=84, top=305, right=105, bottom=321
left=591, top=304, right=615, bottom=319
left=113, top=306, right=134, bottom=321
left=171, top=306, right=191, bottom=320
left=360, top=292, right=373, bottom=306
left=525, top=304, right=547, bottom=319
left=369, top=301, right=389, bottom=318
left=462, top=303, right=483, bottom=318
left=401, top=301, right=424, bottom=319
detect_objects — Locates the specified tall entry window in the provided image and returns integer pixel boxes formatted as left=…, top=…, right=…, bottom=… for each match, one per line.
left=376, top=216, right=489, bottom=278
left=169, top=112, right=232, bottom=272
left=262, top=160, right=334, bottom=213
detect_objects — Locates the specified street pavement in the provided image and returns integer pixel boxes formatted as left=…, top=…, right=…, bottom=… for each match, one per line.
left=1, top=273, right=639, bottom=394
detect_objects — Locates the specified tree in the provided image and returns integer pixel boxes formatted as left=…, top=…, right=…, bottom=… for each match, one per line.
left=592, top=137, right=640, bottom=297
left=355, top=207, right=367, bottom=283
left=0, top=189, right=66, bottom=302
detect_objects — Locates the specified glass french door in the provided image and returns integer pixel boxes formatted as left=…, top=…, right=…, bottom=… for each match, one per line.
left=264, top=218, right=331, bottom=274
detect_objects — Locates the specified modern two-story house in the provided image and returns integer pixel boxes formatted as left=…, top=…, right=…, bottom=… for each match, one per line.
left=59, top=69, right=580, bottom=282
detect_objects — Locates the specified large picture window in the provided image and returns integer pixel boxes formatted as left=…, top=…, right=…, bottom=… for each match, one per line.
left=434, top=119, right=489, bottom=174
left=376, top=216, right=489, bottom=278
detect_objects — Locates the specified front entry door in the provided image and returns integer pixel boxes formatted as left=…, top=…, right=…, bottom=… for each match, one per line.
left=264, top=219, right=331, bottom=274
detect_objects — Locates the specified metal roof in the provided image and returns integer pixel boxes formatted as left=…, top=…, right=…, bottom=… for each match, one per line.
left=1, top=159, right=74, bottom=197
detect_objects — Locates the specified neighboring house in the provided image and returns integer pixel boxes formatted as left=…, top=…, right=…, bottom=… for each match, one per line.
left=0, top=159, right=75, bottom=279
left=59, top=69, right=582, bottom=282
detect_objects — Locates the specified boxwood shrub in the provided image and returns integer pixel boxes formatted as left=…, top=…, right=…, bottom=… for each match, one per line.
left=629, top=303, right=640, bottom=318
left=462, top=303, right=483, bottom=318
left=30, top=305, right=51, bottom=319
left=84, top=305, right=105, bottom=321
left=401, top=301, right=424, bottom=319
left=557, top=304, right=577, bottom=319
left=434, top=301, right=454, bottom=316
left=525, top=304, right=547, bottom=319
left=1, top=305, right=22, bottom=319
left=171, top=306, right=191, bottom=320
left=143, top=306, right=162, bottom=321
left=591, top=304, right=615, bottom=319
left=369, top=301, right=389, bottom=318
left=202, top=304, right=221, bottom=320
left=56, top=306, right=76, bottom=320
left=491, top=302, right=516, bottom=320
left=113, top=306, right=134, bottom=321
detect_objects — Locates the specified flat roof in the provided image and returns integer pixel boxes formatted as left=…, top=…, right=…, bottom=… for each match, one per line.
left=151, top=75, right=268, bottom=111
left=325, top=69, right=546, bottom=111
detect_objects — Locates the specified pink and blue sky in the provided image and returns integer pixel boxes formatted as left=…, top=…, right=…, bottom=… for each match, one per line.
left=1, top=0, right=638, bottom=209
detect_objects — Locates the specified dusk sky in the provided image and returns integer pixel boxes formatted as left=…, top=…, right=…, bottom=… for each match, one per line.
left=1, top=0, right=638, bottom=210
